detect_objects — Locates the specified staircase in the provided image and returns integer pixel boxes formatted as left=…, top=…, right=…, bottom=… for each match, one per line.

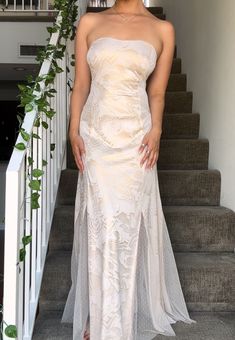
left=32, top=6, right=235, bottom=340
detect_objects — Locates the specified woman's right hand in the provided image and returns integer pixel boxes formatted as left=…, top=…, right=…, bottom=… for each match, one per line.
left=70, top=133, right=86, bottom=173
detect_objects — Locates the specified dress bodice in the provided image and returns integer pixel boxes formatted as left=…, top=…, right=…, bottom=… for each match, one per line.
left=86, top=37, right=157, bottom=96
left=81, top=37, right=158, bottom=148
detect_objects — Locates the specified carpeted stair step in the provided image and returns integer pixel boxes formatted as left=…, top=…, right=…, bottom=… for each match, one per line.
left=38, top=251, right=235, bottom=312
left=159, top=170, right=221, bottom=206
left=167, top=74, right=187, bottom=91
left=67, top=137, right=207, bottom=171
left=162, top=113, right=200, bottom=139
left=67, top=113, right=200, bottom=145
left=49, top=206, right=75, bottom=252
left=49, top=205, right=235, bottom=253
left=176, top=252, right=235, bottom=312
left=146, top=6, right=164, bottom=14
left=32, top=310, right=235, bottom=340
left=158, top=139, right=209, bottom=170
left=165, top=92, right=193, bottom=113
left=163, top=206, right=235, bottom=252
left=57, top=169, right=221, bottom=206
left=172, top=58, right=182, bottom=74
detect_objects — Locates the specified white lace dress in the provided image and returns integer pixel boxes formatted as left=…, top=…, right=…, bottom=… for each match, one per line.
left=61, top=36, right=196, bottom=340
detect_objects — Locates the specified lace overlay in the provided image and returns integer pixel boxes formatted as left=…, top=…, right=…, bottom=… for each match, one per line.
left=61, top=37, right=196, bottom=339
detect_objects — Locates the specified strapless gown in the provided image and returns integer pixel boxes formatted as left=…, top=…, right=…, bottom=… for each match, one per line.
left=61, top=36, right=196, bottom=340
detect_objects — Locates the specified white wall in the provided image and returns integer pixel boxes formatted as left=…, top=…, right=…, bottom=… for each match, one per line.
left=155, top=0, right=235, bottom=211
left=0, top=22, right=52, bottom=64
left=0, top=21, right=52, bottom=226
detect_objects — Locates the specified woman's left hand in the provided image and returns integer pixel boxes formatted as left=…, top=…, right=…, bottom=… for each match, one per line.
left=138, top=127, right=162, bottom=169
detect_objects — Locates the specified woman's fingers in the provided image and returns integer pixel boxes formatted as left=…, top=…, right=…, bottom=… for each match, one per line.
left=138, top=137, right=148, bottom=154
left=74, top=150, right=83, bottom=172
left=139, top=139, right=159, bottom=169
left=147, top=142, right=160, bottom=168
left=73, top=145, right=85, bottom=172
left=140, top=145, right=152, bottom=167
left=70, top=134, right=86, bottom=172
left=146, top=149, right=155, bottom=169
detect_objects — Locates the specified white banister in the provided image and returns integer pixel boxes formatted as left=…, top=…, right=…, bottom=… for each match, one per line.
left=2, top=0, right=57, bottom=12
left=1, top=0, right=94, bottom=338
left=2, top=11, right=70, bottom=340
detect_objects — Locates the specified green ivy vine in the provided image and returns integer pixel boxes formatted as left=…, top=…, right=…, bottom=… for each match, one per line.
left=1, top=0, right=78, bottom=338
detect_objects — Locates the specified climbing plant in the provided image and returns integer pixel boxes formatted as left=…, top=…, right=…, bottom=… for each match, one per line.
left=1, top=0, right=78, bottom=338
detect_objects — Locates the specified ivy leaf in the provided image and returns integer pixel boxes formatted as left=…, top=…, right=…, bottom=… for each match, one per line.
left=48, top=88, right=57, bottom=93
left=20, top=129, right=30, bottom=142
left=29, top=179, right=41, bottom=191
left=35, top=83, right=41, bottom=92
left=42, top=159, right=48, bottom=166
left=26, top=74, right=34, bottom=83
left=42, top=121, right=48, bottom=129
left=47, top=26, right=58, bottom=34
left=55, top=66, right=64, bottom=73
left=19, top=248, right=26, bottom=262
left=34, top=118, right=40, bottom=127
left=17, top=114, right=23, bottom=125
left=32, top=133, right=41, bottom=140
left=45, top=92, right=54, bottom=98
left=32, top=169, right=44, bottom=178
left=32, top=191, right=40, bottom=199
left=17, top=84, right=27, bottom=92
left=28, top=156, right=34, bottom=165
left=14, top=142, right=26, bottom=151
left=4, top=324, right=18, bottom=338
left=25, top=103, right=33, bottom=113
left=22, top=235, right=32, bottom=246
left=46, top=109, right=56, bottom=119
left=50, top=143, right=55, bottom=151
left=31, top=192, right=40, bottom=209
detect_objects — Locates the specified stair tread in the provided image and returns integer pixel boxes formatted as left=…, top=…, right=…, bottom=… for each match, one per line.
left=50, top=204, right=234, bottom=252
left=67, top=138, right=210, bottom=170
left=172, top=58, right=182, bottom=74
left=175, top=252, right=235, bottom=267
left=160, top=138, right=208, bottom=142
left=54, top=204, right=235, bottom=214
left=61, top=168, right=219, bottom=175
left=42, top=251, right=235, bottom=273
left=58, top=169, right=221, bottom=206
left=32, top=310, right=235, bottom=340
left=167, top=74, right=187, bottom=91
left=39, top=251, right=235, bottom=311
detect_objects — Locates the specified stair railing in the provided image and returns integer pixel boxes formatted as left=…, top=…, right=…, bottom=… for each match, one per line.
left=2, top=10, right=70, bottom=340
left=2, top=0, right=56, bottom=12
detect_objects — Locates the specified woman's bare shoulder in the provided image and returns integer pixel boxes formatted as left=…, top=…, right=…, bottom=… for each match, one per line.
left=76, top=11, right=103, bottom=29
left=155, top=18, right=175, bottom=38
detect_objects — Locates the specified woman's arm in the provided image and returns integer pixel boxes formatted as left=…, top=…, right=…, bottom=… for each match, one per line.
left=139, top=20, right=175, bottom=169
left=69, top=13, right=93, bottom=172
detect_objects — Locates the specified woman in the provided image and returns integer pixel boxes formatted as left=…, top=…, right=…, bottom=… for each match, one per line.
left=61, top=0, right=196, bottom=339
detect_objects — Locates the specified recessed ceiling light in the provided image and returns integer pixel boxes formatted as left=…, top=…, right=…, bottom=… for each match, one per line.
left=13, top=66, right=26, bottom=71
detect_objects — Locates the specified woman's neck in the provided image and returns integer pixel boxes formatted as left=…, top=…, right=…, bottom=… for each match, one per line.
left=112, top=0, right=146, bottom=14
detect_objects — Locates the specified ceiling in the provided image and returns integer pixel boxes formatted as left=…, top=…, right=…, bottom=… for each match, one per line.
left=0, top=63, right=40, bottom=81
